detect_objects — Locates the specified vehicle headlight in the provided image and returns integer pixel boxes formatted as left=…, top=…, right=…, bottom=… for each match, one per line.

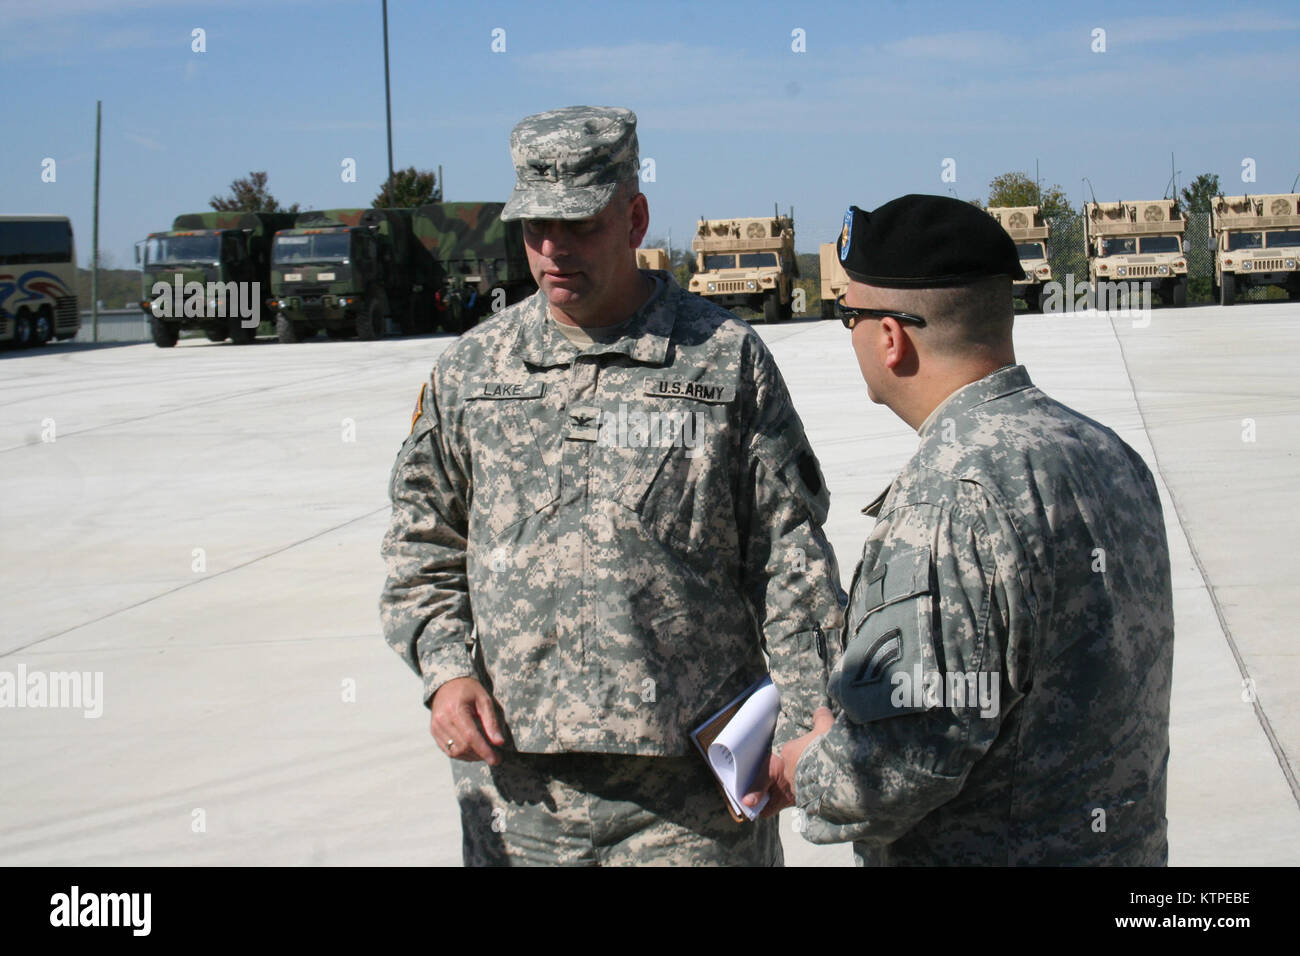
left=1158, top=265, right=1169, bottom=275
left=1242, top=261, right=1253, bottom=271
left=1117, top=266, right=1127, bottom=277
left=706, top=282, right=716, bottom=292
left=1287, top=259, right=1296, bottom=270
left=747, top=280, right=757, bottom=290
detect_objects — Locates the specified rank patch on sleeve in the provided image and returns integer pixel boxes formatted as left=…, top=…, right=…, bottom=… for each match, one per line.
left=643, top=378, right=735, bottom=403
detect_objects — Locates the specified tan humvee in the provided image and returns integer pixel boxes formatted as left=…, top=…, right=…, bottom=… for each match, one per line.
left=687, top=214, right=797, bottom=322
left=987, top=206, right=1052, bottom=312
left=1209, top=194, right=1300, bottom=305
left=1084, top=199, right=1188, bottom=307
left=818, top=243, right=850, bottom=320
left=635, top=248, right=671, bottom=271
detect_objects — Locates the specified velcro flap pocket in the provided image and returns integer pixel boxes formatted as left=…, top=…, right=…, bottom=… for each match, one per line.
left=829, top=545, right=938, bottom=724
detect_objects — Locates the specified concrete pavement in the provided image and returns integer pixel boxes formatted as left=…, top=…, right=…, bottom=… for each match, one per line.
left=1, top=303, right=1297, bottom=865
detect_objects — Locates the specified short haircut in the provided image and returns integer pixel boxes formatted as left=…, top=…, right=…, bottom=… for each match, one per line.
left=887, top=276, right=1014, bottom=357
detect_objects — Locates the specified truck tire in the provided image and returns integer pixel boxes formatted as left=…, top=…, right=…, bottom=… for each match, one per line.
left=1172, top=278, right=1187, bottom=308
left=1220, top=273, right=1235, bottom=306
left=356, top=299, right=384, bottom=340
left=228, top=314, right=257, bottom=344
left=150, top=316, right=179, bottom=348
left=276, top=314, right=310, bottom=343
left=205, top=327, right=229, bottom=342
left=1024, top=288, right=1041, bottom=313
left=763, top=292, right=779, bottom=324
left=820, top=299, right=834, bottom=321
left=779, top=296, right=793, bottom=321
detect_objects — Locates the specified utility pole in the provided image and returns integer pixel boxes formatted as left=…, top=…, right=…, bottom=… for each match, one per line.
left=382, top=0, right=394, bottom=206
left=92, top=100, right=101, bottom=342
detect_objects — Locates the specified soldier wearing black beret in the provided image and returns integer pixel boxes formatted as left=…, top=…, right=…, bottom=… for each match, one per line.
left=753, top=194, right=1176, bottom=866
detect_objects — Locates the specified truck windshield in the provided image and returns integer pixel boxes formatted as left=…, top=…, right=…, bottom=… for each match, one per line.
left=147, top=235, right=220, bottom=265
left=1100, top=238, right=1136, bottom=256
left=1227, top=232, right=1263, bottom=251
left=737, top=252, right=778, bottom=268
left=273, top=233, right=351, bottom=263
left=703, top=254, right=736, bottom=270
left=1139, top=236, right=1181, bottom=254
left=1266, top=230, right=1300, bottom=248
left=1016, top=242, right=1044, bottom=259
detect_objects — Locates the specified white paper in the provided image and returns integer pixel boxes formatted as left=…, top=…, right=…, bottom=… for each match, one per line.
left=707, top=676, right=780, bottom=820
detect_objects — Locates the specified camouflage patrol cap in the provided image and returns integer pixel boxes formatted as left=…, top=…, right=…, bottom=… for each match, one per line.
left=500, top=106, right=639, bottom=221
left=837, top=194, right=1025, bottom=286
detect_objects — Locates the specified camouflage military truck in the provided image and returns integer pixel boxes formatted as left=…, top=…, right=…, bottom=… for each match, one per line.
left=1084, top=199, right=1188, bottom=307
left=1210, top=193, right=1300, bottom=305
left=269, top=208, right=434, bottom=342
left=987, top=206, right=1052, bottom=311
left=688, top=213, right=797, bottom=323
left=412, top=202, right=535, bottom=334
left=818, top=242, right=849, bottom=319
left=635, top=248, right=671, bottom=271
left=137, top=211, right=295, bottom=347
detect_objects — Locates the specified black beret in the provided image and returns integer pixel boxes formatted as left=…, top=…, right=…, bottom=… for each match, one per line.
left=835, top=194, right=1025, bottom=287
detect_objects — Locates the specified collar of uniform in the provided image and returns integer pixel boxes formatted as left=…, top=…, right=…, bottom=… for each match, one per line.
left=861, top=483, right=892, bottom=517
left=916, top=364, right=1033, bottom=439
left=511, top=270, right=676, bottom=368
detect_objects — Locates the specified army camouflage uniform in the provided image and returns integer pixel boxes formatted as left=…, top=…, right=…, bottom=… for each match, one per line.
left=381, top=271, right=845, bottom=865
left=795, top=364, right=1174, bottom=866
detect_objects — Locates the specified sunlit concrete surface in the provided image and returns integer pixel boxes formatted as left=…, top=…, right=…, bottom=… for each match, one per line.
left=1, top=302, right=1297, bottom=866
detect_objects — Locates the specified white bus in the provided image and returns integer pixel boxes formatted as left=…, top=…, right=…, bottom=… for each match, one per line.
left=0, top=215, right=80, bottom=348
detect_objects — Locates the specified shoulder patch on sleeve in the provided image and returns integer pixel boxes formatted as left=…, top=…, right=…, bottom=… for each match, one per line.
left=410, top=382, right=427, bottom=435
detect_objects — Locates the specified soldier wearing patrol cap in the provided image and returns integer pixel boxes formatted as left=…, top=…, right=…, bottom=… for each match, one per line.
left=755, top=194, right=1174, bottom=865
left=379, top=106, right=845, bottom=866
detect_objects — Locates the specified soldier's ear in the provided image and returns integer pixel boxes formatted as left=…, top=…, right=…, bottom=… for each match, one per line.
left=880, top=316, right=911, bottom=371
left=628, top=192, right=650, bottom=249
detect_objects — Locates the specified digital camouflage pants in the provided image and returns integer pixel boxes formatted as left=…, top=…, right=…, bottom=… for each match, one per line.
left=452, top=751, right=782, bottom=866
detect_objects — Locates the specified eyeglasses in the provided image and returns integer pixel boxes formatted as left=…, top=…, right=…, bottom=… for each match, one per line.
left=834, top=295, right=928, bottom=330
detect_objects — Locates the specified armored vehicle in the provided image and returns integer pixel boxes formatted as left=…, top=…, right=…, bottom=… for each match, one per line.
left=987, top=206, right=1052, bottom=311
left=137, top=211, right=295, bottom=347
left=411, top=202, right=535, bottom=334
left=688, top=212, right=797, bottom=322
left=818, top=242, right=849, bottom=319
left=1210, top=194, right=1300, bottom=305
left=1084, top=199, right=1188, bottom=307
left=635, top=248, right=671, bottom=271
left=269, top=208, right=433, bottom=342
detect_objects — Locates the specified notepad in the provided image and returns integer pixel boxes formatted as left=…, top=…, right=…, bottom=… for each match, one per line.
left=690, top=675, right=780, bottom=822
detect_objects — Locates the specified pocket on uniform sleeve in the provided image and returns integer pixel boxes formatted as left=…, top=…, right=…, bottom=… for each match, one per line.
left=828, top=545, right=939, bottom=724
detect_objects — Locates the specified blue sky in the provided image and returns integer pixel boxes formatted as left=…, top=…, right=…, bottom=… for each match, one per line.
left=5, top=0, right=1298, bottom=269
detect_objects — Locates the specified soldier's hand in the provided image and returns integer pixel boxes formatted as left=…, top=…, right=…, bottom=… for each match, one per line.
left=742, top=752, right=793, bottom=819
left=746, top=706, right=835, bottom=818
left=430, top=677, right=506, bottom=766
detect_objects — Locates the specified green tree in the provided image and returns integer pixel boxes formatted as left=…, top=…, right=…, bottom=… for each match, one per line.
left=986, top=172, right=1075, bottom=219
left=374, top=167, right=441, bottom=208
left=210, top=171, right=299, bottom=214
left=1181, top=173, right=1221, bottom=213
